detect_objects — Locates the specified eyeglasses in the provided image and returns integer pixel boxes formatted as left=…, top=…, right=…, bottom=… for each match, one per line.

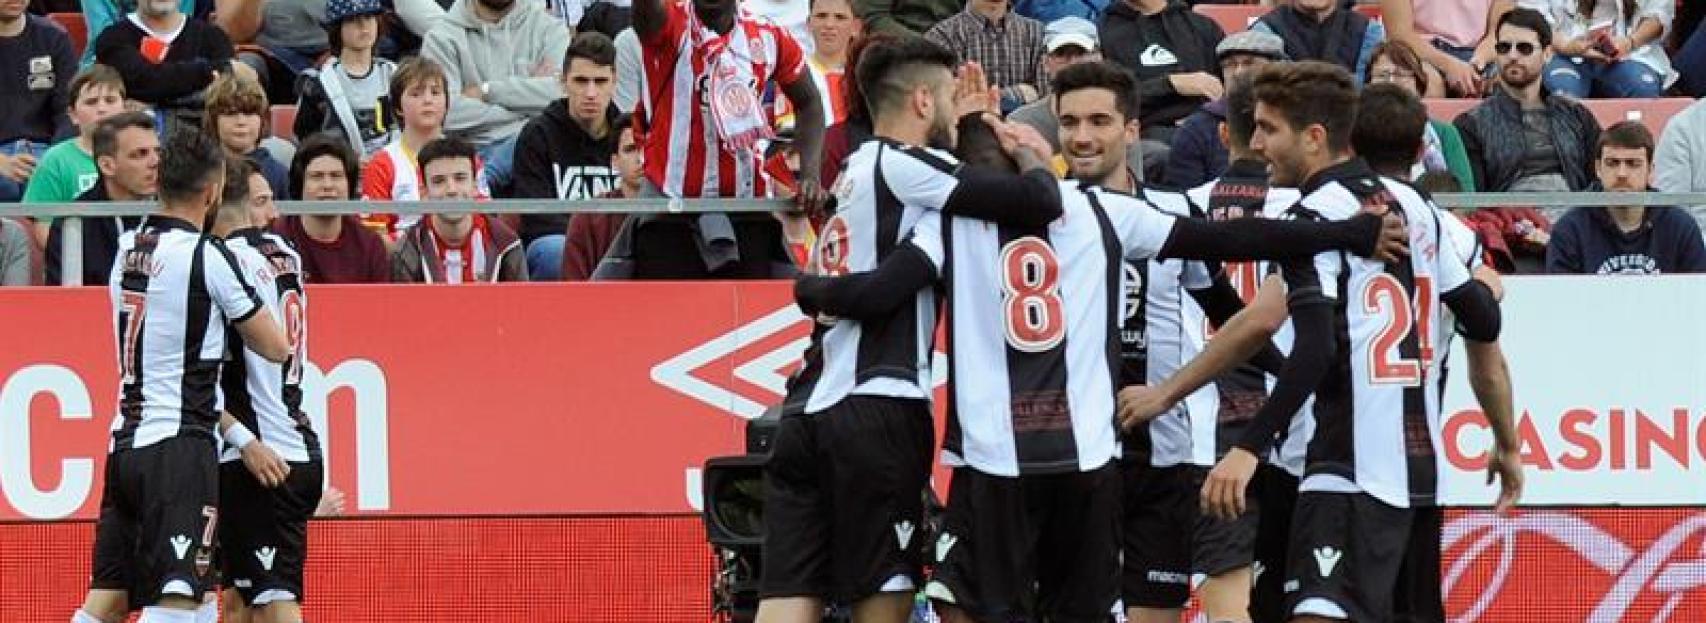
left=1494, top=41, right=1538, bottom=56
left=1370, top=69, right=1416, bottom=83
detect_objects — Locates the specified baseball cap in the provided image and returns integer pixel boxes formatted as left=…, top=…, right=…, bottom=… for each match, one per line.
left=1216, top=31, right=1289, bottom=62
left=1044, top=17, right=1099, bottom=54
left=324, top=0, right=387, bottom=26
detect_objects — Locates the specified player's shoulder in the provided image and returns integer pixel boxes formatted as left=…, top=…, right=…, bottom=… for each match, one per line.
left=1137, top=184, right=1192, bottom=217
left=877, top=140, right=961, bottom=173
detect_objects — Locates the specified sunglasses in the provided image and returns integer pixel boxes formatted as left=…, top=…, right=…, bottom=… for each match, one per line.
left=1494, top=41, right=1538, bottom=56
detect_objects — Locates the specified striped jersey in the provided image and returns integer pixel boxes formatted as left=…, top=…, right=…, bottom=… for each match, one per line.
left=219, top=229, right=320, bottom=465
left=639, top=2, right=806, bottom=199
left=109, top=216, right=263, bottom=451
left=910, top=182, right=1183, bottom=477
left=1288, top=161, right=1475, bottom=508
left=360, top=139, right=490, bottom=236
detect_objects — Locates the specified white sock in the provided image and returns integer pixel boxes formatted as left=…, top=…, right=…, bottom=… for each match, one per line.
left=195, top=598, right=219, bottom=623
left=137, top=606, right=199, bottom=623
left=71, top=610, right=104, bottom=623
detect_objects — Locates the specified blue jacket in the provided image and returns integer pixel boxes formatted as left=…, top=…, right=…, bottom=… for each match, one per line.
left=1165, top=98, right=1226, bottom=189
left=1014, top=0, right=1108, bottom=23
left=1546, top=204, right=1706, bottom=274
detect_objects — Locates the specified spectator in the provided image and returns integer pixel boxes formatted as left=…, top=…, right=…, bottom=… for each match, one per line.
left=272, top=133, right=393, bottom=282
left=77, top=0, right=197, bottom=69
left=1008, top=17, right=1113, bottom=157
left=1523, top=0, right=1675, bottom=98
left=1253, top=0, right=1385, bottom=83
left=511, top=32, right=621, bottom=281
left=1012, top=0, right=1106, bottom=24
left=924, top=0, right=1045, bottom=113
left=1654, top=97, right=1706, bottom=192
left=611, top=27, right=643, bottom=113
left=854, top=0, right=960, bottom=37
left=23, top=64, right=126, bottom=246
left=1547, top=121, right=1706, bottom=274
left=561, top=112, right=640, bottom=280
left=1455, top=8, right=1600, bottom=192
left=44, top=111, right=155, bottom=285
left=94, top=0, right=244, bottom=130
left=775, top=0, right=861, bottom=130
left=363, top=56, right=488, bottom=236
left=215, top=0, right=329, bottom=101
left=294, top=0, right=399, bottom=159
left=0, top=0, right=75, bottom=202
left=1379, top=0, right=1514, bottom=97
left=0, top=217, right=28, bottom=285
left=1165, top=30, right=1286, bottom=190
left=203, top=74, right=293, bottom=199
left=420, top=0, right=570, bottom=193
left=392, top=137, right=527, bottom=282
left=243, top=158, right=280, bottom=227
left=1462, top=205, right=1553, bottom=273
left=1364, top=41, right=1476, bottom=190
left=1100, top=0, right=1223, bottom=153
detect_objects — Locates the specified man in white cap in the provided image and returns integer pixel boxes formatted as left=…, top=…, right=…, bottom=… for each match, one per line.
left=1166, top=30, right=1288, bottom=189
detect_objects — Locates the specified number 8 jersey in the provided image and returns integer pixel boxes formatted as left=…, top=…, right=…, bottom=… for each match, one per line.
left=217, top=229, right=320, bottom=465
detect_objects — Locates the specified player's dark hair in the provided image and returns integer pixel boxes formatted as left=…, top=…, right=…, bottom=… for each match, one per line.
left=1051, top=61, right=1140, bottom=122
left=1415, top=170, right=1462, bottom=194
left=290, top=132, right=361, bottom=200
left=1252, top=61, right=1359, bottom=154
left=1223, top=72, right=1258, bottom=151
left=221, top=157, right=254, bottom=208
left=1352, top=83, right=1428, bottom=178
left=563, top=31, right=617, bottom=71
left=952, top=115, right=1018, bottom=173
left=1598, top=120, right=1654, bottom=161
left=92, top=111, right=156, bottom=159
left=1497, top=7, right=1553, bottom=49
left=855, top=35, right=958, bottom=119
left=416, top=137, right=479, bottom=178
left=157, top=126, right=228, bottom=205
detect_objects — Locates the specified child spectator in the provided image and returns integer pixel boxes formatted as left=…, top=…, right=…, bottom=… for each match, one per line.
left=362, top=56, right=488, bottom=237
left=295, top=0, right=399, bottom=159
left=204, top=74, right=293, bottom=199
left=23, top=64, right=126, bottom=243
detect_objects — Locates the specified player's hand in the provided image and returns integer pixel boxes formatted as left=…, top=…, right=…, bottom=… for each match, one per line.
left=316, top=487, right=347, bottom=517
left=1116, top=384, right=1172, bottom=431
left=1487, top=447, right=1524, bottom=515
left=1473, top=265, right=1504, bottom=302
left=953, top=61, right=1000, bottom=118
left=794, top=176, right=830, bottom=222
left=1167, top=72, right=1224, bottom=100
left=1373, top=211, right=1410, bottom=263
left=1202, top=448, right=1260, bottom=520
left=0, top=152, right=38, bottom=183
left=994, top=120, right=1054, bottom=165
left=240, top=441, right=291, bottom=488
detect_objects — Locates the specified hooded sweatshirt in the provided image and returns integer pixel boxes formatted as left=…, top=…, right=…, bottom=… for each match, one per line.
left=1098, top=0, right=1223, bottom=132
left=510, top=101, right=622, bottom=243
left=1546, top=205, right=1706, bottom=275
left=420, top=0, right=571, bottom=146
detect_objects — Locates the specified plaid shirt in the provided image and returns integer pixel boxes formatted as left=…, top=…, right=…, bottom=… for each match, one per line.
left=924, top=8, right=1047, bottom=101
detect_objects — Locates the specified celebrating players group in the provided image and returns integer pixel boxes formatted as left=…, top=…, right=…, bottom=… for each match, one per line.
left=763, top=37, right=1526, bottom=623
left=72, top=127, right=321, bottom=623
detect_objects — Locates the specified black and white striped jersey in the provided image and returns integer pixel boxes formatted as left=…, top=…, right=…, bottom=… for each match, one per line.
left=109, top=216, right=263, bottom=451
left=218, top=229, right=320, bottom=464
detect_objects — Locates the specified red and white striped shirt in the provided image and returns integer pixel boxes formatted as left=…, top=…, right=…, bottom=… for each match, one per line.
left=639, top=3, right=807, bottom=198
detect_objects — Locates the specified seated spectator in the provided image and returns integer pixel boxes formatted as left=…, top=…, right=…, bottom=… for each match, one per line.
left=1364, top=41, right=1476, bottom=190
left=1462, top=206, right=1552, bottom=273
left=1008, top=17, right=1114, bottom=156
left=0, top=0, right=75, bottom=202
left=511, top=32, right=620, bottom=281
left=421, top=0, right=570, bottom=194
left=1012, top=0, right=1106, bottom=24
left=774, top=0, right=860, bottom=130
left=1547, top=121, right=1706, bottom=274
left=77, top=0, right=197, bottom=69
left=1099, top=0, right=1223, bottom=160
left=1524, top=0, right=1675, bottom=98
left=294, top=0, right=399, bottom=159
left=94, top=0, right=245, bottom=130
left=392, top=137, right=527, bottom=282
left=216, top=0, right=331, bottom=102
left=363, top=56, right=488, bottom=235
left=203, top=74, right=293, bottom=199
left=855, top=0, right=961, bottom=37
left=24, top=64, right=126, bottom=245
left=44, top=111, right=156, bottom=285
left=1166, top=30, right=1286, bottom=190
left=1455, top=8, right=1600, bottom=192
left=925, top=0, right=1045, bottom=113
left=1379, top=0, right=1513, bottom=97
left=1654, top=97, right=1706, bottom=192
left=0, top=217, right=28, bottom=285
left=562, top=113, right=641, bottom=280
left=273, top=133, right=393, bottom=282
left=1253, top=0, right=1385, bottom=83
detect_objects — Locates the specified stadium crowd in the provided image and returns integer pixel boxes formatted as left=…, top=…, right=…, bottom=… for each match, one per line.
left=1, top=0, right=1704, bottom=284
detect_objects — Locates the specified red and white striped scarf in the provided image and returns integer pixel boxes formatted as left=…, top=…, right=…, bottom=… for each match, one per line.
left=686, top=5, right=773, bottom=155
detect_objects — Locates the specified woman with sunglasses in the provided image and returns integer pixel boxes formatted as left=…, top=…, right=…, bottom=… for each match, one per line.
left=1521, top=0, right=1676, bottom=98
left=1365, top=41, right=1478, bottom=190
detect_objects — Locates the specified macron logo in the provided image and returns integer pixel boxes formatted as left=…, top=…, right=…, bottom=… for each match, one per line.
left=894, top=521, right=915, bottom=550
left=1313, top=546, right=1342, bottom=578
left=936, top=532, right=958, bottom=563
left=170, top=535, right=192, bottom=560
left=256, top=546, right=277, bottom=571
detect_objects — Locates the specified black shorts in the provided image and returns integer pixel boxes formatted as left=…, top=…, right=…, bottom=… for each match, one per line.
left=1393, top=505, right=1445, bottom=623
left=927, top=465, right=1120, bottom=623
left=1250, top=465, right=1299, bottom=623
left=1186, top=464, right=1261, bottom=577
left=760, top=396, right=933, bottom=602
left=1120, top=462, right=1193, bottom=609
left=218, top=459, right=323, bottom=606
left=1284, top=491, right=1414, bottom=622
left=90, top=436, right=220, bottom=608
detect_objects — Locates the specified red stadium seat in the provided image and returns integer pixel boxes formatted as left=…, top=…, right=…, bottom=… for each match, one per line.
left=1426, top=97, right=1694, bottom=137
left=1193, top=4, right=1268, bottom=34
left=47, top=13, right=87, bottom=57
left=1423, top=98, right=1479, bottom=124
left=271, top=105, right=297, bottom=141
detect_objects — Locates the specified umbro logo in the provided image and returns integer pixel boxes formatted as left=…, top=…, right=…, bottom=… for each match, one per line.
left=1313, top=546, right=1343, bottom=577
left=169, top=534, right=192, bottom=560
left=936, top=532, right=958, bottom=563
left=256, top=546, right=277, bottom=571
left=1139, top=45, right=1178, bottom=67
left=894, top=521, right=915, bottom=550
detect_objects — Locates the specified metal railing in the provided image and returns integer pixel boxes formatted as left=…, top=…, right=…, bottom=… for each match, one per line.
left=5, top=192, right=1704, bottom=286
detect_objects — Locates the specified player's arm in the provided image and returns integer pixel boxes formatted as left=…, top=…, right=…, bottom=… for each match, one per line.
left=1120, top=273, right=1288, bottom=429
left=235, top=313, right=291, bottom=363
left=895, top=114, right=1062, bottom=228
left=219, top=413, right=289, bottom=488
left=795, top=243, right=938, bottom=320
left=1186, top=273, right=1285, bottom=375
left=1464, top=338, right=1522, bottom=514
left=207, top=241, right=291, bottom=363
left=1156, top=210, right=1406, bottom=263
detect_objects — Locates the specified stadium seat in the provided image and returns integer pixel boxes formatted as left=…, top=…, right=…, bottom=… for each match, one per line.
left=1426, top=97, right=1694, bottom=137
left=47, top=13, right=87, bottom=57
left=271, top=105, right=297, bottom=141
left=1193, top=4, right=1267, bottom=34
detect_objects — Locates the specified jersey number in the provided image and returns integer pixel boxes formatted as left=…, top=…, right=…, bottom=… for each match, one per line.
left=1001, top=237, right=1065, bottom=352
left=1363, top=274, right=1435, bottom=386
left=118, top=291, right=147, bottom=385
left=280, top=289, right=307, bottom=385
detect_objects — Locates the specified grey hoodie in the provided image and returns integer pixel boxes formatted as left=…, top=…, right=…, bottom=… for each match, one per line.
left=420, top=0, right=572, bottom=146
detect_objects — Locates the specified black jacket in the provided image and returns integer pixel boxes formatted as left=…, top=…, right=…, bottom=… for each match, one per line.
left=93, top=16, right=234, bottom=109
left=1256, top=5, right=1369, bottom=74
left=1454, top=88, right=1601, bottom=193
left=510, top=100, right=622, bottom=243
left=1099, top=0, right=1223, bottom=131
left=1546, top=202, right=1706, bottom=274
left=0, top=15, right=76, bottom=144
left=45, top=182, right=142, bottom=286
